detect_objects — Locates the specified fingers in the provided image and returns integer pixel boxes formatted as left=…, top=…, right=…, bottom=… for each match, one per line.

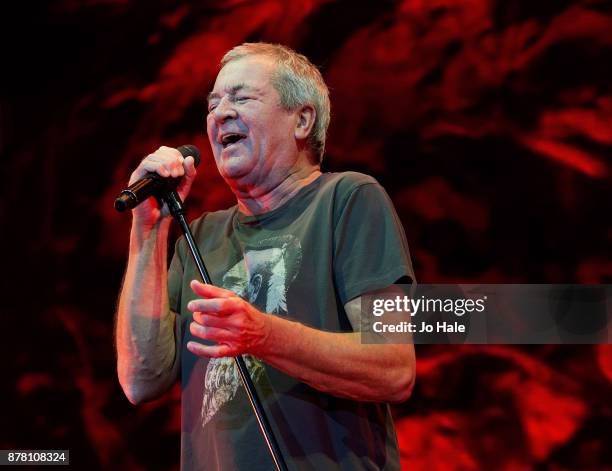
left=185, top=281, right=266, bottom=359
left=190, top=280, right=235, bottom=299
left=183, top=155, right=197, bottom=178
left=187, top=341, right=237, bottom=358
left=189, top=321, right=234, bottom=343
left=128, top=146, right=188, bottom=185
left=176, top=155, right=197, bottom=201
left=192, top=311, right=229, bottom=327
left=187, top=297, right=243, bottom=317
left=187, top=311, right=244, bottom=358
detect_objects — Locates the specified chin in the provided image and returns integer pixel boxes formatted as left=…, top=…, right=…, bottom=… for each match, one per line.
left=219, top=156, right=256, bottom=181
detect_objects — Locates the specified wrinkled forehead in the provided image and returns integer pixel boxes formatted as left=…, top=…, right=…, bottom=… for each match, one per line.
left=209, top=55, right=278, bottom=99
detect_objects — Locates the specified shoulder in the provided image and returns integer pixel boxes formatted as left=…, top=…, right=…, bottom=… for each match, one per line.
left=320, top=171, right=380, bottom=193
left=318, top=171, right=390, bottom=209
left=318, top=171, right=383, bottom=206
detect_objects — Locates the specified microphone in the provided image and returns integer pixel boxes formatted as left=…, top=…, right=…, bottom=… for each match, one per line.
left=114, top=144, right=201, bottom=212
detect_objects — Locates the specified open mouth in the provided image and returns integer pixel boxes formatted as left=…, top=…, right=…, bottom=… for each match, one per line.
left=221, top=133, right=246, bottom=148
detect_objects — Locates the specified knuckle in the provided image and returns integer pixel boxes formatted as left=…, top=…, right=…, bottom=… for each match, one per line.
left=142, top=155, right=162, bottom=168
left=139, top=159, right=154, bottom=169
left=229, top=297, right=242, bottom=311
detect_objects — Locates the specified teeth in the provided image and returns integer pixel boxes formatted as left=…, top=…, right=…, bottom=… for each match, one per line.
left=221, top=134, right=238, bottom=147
left=221, top=133, right=244, bottom=146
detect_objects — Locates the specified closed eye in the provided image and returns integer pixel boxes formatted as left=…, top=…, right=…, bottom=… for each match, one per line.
left=207, top=96, right=250, bottom=113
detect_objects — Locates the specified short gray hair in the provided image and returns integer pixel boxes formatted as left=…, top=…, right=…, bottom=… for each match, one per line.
left=221, top=43, right=331, bottom=162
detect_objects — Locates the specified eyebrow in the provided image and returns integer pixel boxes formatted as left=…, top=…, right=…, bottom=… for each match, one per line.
left=207, top=84, right=256, bottom=103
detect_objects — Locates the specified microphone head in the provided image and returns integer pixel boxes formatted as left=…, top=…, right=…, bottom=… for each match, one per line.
left=177, top=144, right=201, bottom=168
left=114, top=191, right=136, bottom=212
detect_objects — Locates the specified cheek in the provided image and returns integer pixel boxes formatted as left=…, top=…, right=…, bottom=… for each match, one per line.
left=206, top=116, right=216, bottom=141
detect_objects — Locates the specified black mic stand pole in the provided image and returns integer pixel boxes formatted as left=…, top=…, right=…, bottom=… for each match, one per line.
left=161, top=190, right=288, bottom=471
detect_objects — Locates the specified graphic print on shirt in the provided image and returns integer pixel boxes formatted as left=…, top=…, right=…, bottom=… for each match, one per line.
left=201, top=235, right=302, bottom=426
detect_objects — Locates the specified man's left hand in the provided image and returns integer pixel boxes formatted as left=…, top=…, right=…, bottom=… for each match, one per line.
left=186, top=280, right=270, bottom=358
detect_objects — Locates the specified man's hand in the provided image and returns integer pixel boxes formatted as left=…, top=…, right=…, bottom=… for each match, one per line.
left=186, top=280, right=270, bottom=358
left=186, top=280, right=414, bottom=403
left=129, top=146, right=197, bottom=228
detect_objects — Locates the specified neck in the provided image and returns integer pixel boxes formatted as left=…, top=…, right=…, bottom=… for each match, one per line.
left=233, top=164, right=321, bottom=216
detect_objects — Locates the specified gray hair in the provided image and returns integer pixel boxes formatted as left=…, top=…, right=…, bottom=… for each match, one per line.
left=221, top=43, right=331, bottom=162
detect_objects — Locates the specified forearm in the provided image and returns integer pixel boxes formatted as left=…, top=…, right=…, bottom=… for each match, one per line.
left=259, top=315, right=415, bottom=403
left=115, top=218, right=178, bottom=404
left=187, top=282, right=416, bottom=403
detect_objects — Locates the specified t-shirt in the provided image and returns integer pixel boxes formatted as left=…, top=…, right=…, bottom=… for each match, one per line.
left=168, top=171, right=414, bottom=471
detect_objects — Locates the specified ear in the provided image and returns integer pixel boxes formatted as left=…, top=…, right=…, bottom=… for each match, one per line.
left=294, top=105, right=316, bottom=141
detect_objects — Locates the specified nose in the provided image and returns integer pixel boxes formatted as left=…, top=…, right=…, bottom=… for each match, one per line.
left=212, top=96, right=238, bottom=123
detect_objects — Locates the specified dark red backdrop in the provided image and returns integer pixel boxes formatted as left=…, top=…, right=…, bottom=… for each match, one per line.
left=2, top=1, right=611, bottom=470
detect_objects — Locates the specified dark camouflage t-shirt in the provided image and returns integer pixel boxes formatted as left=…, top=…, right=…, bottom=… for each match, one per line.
left=168, top=172, right=414, bottom=471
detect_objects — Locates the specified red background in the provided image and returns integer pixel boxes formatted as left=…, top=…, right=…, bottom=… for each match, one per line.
left=1, top=1, right=611, bottom=469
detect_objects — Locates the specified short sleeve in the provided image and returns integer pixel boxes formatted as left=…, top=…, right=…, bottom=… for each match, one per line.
left=333, top=181, right=414, bottom=306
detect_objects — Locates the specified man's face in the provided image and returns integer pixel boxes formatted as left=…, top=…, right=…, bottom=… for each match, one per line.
left=206, top=55, right=299, bottom=185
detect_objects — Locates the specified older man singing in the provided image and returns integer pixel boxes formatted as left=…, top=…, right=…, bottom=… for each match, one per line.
left=116, top=42, right=415, bottom=470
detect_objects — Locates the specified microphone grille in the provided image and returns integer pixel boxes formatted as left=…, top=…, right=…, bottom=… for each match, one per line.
left=177, top=144, right=201, bottom=168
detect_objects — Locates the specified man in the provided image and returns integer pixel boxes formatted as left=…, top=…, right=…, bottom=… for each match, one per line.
left=116, top=43, right=415, bottom=470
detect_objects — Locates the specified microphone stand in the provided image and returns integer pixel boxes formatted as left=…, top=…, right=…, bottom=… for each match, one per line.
left=161, top=190, right=288, bottom=471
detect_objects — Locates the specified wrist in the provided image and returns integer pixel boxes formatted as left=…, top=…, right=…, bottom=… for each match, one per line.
left=255, top=313, right=303, bottom=359
left=129, top=217, right=172, bottom=252
left=131, top=215, right=171, bottom=236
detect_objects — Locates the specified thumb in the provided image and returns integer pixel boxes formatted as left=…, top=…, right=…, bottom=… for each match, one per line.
left=177, top=156, right=197, bottom=200
left=183, top=156, right=197, bottom=178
